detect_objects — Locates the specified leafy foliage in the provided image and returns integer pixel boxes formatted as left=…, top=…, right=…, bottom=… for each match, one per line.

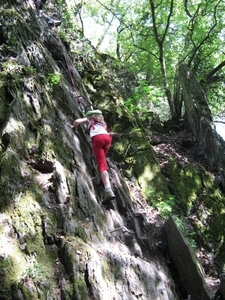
left=46, top=72, right=61, bottom=86
left=25, top=262, right=44, bottom=282
left=81, top=0, right=225, bottom=120
left=123, top=79, right=170, bottom=120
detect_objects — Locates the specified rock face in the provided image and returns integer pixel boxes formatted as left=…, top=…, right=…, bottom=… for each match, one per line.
left=0, top=0, right=223, bottom=299
left=0, top=0, right=180, bottom=299
left=165, top=217, right=212, bottom=300
left=179, top=64, right=225, bottom=191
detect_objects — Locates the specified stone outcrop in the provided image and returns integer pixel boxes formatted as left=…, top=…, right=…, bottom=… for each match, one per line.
left=179, top=64, right=225, bottom=190
left=0, top=0, right=224, bottom=299
left=0, top=0, right=179, bottom=299
left=165, top=217, right=212, bottom=300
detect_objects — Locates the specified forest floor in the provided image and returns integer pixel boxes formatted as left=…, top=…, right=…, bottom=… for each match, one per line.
left=133, top=127, right=221, bottom=297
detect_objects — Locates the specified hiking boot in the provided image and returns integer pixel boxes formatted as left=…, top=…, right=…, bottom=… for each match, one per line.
left=102, top=189, right=116, bottom=205
left=48, top=19, right=63, bottom=27
left=53, top=20, right=63, bottom=27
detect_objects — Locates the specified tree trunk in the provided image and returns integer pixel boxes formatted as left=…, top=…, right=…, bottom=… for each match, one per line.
left=179, top=64, right=225, bottom=188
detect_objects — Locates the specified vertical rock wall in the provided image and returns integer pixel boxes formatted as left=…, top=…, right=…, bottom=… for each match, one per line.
left=0, top=0, right=180, bottom=299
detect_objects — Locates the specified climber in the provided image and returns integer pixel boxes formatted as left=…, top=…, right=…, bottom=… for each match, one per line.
left=72, top=110, right=116, bottom=205
left=33, top=0, right=63, bottom=27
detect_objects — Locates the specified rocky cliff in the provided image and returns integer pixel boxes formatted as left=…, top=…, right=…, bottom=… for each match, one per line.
left=0, top=1, right=223, bottom=299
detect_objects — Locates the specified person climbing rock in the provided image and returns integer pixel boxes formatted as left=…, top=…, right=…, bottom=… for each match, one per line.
left=33, top=0, right=63, bottom=27
left=72, top=110, right=116, bottom=204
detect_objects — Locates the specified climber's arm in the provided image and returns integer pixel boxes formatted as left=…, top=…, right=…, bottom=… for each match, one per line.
left=72, top=117, right=88, bottom=130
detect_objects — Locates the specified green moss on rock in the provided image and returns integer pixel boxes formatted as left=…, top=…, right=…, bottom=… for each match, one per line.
left=0, top=251, right=26, bottom=298
left=113, top=131, right=169, bottom=202
left=164, top=159, right=202, bottom=212
left=73, top=278, right=88, bottom=299
left=0, top=150, right=24, bottom=207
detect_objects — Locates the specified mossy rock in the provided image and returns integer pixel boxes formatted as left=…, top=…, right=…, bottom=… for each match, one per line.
left=59, top=236, right=95, bottom=298
left=164, top=159, right=202, bottom=213
left=0, top=252, right=26, bottom=298
left=113, top=130, right=169, bottom=202
left=0, top=150, right=25, bottom=208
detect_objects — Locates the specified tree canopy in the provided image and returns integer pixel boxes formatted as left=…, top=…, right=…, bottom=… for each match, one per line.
left=80, top=0, right=225, bottom=120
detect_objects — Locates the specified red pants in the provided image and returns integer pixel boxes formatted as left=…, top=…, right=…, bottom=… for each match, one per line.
left=91, top=134, right=112, bottom=172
